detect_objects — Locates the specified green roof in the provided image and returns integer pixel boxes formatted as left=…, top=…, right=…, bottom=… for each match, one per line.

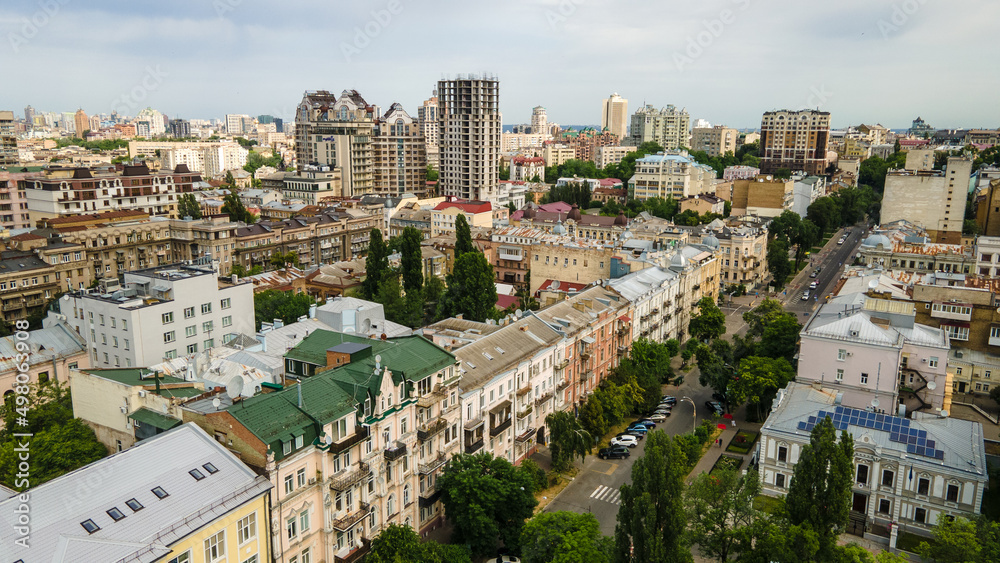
left=127, top=407, right=182, bottom=431
left=83, top=368, right=204, bottom=398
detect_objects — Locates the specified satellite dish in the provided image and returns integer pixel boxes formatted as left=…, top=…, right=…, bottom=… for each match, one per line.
left=940, top=409, right=949, bottom=418
left=927, top=381, right=937, bottom=390
left=375, top=355, right=382, bottom=364
left=212, top=397, right=221, bottom=409
left=871, top=398, right=880, bottom=408
left=325, top=435, right=333, bottom=445
left=515, top=309, right=523, bottom=318
left=226, top=376, right=245, bottom=399
left=868, top=279, right=879, bottom=290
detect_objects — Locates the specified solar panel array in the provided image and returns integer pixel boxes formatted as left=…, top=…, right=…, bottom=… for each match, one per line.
left=796, top=405, right=944, bottom=460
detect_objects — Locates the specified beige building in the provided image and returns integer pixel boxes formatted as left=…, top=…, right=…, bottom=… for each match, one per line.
left=626, top=104, right=690, bottom=150
left=678, top=194, right=725, bottom=216
left=627, top=151, right=717, bottom=200
left=759, top=110, right=831, bottom=175
left=595, top=145, right=637, bottom=169
left=281, top=168, right=344, bottom=204
left=691, top=125, right=738, bottom=157
left=0, top=321, right=88, bottom=418
left=417, top=93, right=440, bottom=168
left=601, top=93, right=628, bottom=141
left=430, top=201, right=493, bottom=237
left=731, top=175, right=794, bottom=218
left=542, top=144, right=576, bottom=167
left=74, top=108, right=89, bottom=137
left=0, top=110, right=16, bottom=166
left=374, top=103, right=428, bottom=196
left=882, top=157, right=972, bottom=244
left=294, top=89, right=377, bottom=196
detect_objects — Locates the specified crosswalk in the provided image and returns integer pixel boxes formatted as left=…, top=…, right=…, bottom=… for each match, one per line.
left=590, top=485, right=621, bottom=505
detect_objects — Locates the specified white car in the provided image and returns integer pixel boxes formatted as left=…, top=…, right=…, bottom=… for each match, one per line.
left=809, top=281, right=818, bottom=289
left=486, top=557, right=521, bottom=563
left=611, top=435, right=639, bottom=448
left=801, top=291, right=810, bottom=301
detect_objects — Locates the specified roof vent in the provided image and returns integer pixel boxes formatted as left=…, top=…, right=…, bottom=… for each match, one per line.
left=849, top=330, right=859, bottom=337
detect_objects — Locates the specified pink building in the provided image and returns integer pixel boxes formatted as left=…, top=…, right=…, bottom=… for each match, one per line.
left=0, top=171, right=33, bottom=231
left=722, top=165, right=761, bottom=181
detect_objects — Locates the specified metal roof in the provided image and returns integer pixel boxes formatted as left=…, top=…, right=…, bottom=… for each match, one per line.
left=0, top=321, right=85, bottom=373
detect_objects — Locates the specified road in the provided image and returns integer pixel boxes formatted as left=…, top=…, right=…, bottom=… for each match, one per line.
left=542, top=369, right=716, bottom=536
left=781, top=225, right=867, bottom=319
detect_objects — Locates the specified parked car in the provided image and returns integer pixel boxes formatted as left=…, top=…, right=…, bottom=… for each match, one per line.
left=626, top=425, right=649, bottom=435
left=837, top=237, right=846, bottom=245
left=801, top=291, right=810, bottom=301
left=661, top=396, right=678, bottom=405
left=705, top=400, right=725, bottom=415
left=649, top=413, right=667, bottom=422
left=633, top=419, right=656, bottom=428
left=611, top=435, right=639, bottom=448
left=599, top=445, right=631, bottom=459
left=653, top=408, right=672, bottom=416
left=711, top=392, right=728, bottom=404
left=809, top=281, right=818, bottom=289
left=620, top=430, right=645, bottom=440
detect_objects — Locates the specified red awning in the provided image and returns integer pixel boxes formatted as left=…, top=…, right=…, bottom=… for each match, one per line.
left=618, top=315, right=631, bottom=323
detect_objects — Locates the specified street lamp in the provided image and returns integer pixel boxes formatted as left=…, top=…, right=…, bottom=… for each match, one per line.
left=681, top=396, right=696, bottom=434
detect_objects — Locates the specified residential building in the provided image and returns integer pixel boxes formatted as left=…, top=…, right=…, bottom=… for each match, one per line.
left=758, top=110, right=831, bottom=175
left=730, top=175, right=794, bottom=218
left=430, top=200, right=492, bottom=237
left=234, top=207, right=376, bottom=269
left=627, top=151, right=717, bottom=201
left=373, top=103, right=428, bottom=196
left=0, top=171, right=32, bottom=230
left=858, top=227, right=973, bottom=276
left=514, top=203, right=628, bottom=241
left=226, top=113, right=251, bottom=135
left=418, top=93, right=440, bottom=168
left=858, top=123, right=890, bottom=147
left=531, top=106, right=549, bottom=138
left=502, top=132, right=547, bottom=152
left=74, top=108, right=89, bottom=137
left=882, top=157, right=972, bottom=244
left=437, top=76, right=501, bottom=200
left=601, top=93, right=628, bottom=141
left=239, top=188, right=284, bottom=208
left=131, top=140, right=249, bottom=178
left=169, top=118, right=191, bottom=138
left=21, top=163, right=201, bottom=222
left=0, top=320, right=87, bottom=412
left=626, top=104, right=690, bottom=150
left=560, top=128, right=620, bottom=163
left=975, top=180, right=1000, bottom=237
left=609, top=267, right=680, bottom=344
left=723, top=165, right=760, bottom=181
left=295, top=90, right=377, bottom=196
left=1, top=423, right=272, bottom=563
left=0, top=235, right=91, bottom=324
left=678, top=194, right=724, bottom=216
left=511, top=156, right=545, bottom=182
left=0, top=110, right=15, bottom=166
left=595, top=145, right=637, bottom=169
left=281, top=167, right=344, bottom=204
left=390, top=202, right=433, bottom=238
left=691, top=125, right=738, bottom=157
left=542, top=144, right=576, bottom=167
left=61, top=262, right=255, bottom=367
left=704, top=222, right=768, bottom=290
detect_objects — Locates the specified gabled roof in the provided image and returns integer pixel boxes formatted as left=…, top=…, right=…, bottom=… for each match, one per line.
left=433, top=200, right=492, bottom=214
left=0, top=321, right=85, bottom=372
left=453, top=316, right=563, bottom=391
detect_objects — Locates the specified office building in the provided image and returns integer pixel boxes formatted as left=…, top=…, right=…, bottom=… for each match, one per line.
left=601, top=93, right=628, bottom=141
left=436, top=75, right=501, bottom=200
left=295, top=90, right=377, bottom=197
left=758, top=109, right=831, bottom=175
left=626, top=104, right=690, bottom=150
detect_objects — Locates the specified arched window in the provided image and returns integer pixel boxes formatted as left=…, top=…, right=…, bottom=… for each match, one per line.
left=386, top=494, right=396, bottom=517
left=338, top=107, right=349, bottom=121
left=403, top=484, right=411, bottom=506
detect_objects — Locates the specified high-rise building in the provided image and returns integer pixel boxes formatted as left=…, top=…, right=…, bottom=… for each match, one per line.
left=602, top=93, right=628, bottom=141
left=373, top=103, right=428, bottom=196
left=257, top=114, right=283, bottom=133
left=417, top=92, right=440, bottom=168
left=758, top=110, right=831, bottom=176
left=169, top=119, right=191, bottom=138
left=531, top=106, right=548, bottom=138
left=225, top=113, right=250, bottom=136
left=626, top=104, right=690, bottom=150
left=691, top=125, right=738, bottom=157
left=74, top=109, right=90, bottom=137
left=0, top=111, right=15, bottom=166
left=294, top=90, right=376, bottom=197
left=437, top=75, right=501, bottom=200
left=882, top=156, right=972, bottom=244
left=23, top=105, right=35, bottom=126
left=136, top=107, right=166, bottom=136
left=89, top=115, right=101, bottom=132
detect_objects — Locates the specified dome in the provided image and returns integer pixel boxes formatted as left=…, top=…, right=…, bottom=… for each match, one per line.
left=621, top=226, right=633, bottom=240
left=614, top=210, right=628, bottom=226
left=670, top=252, right=688, bottom=268
left=568, top=204, right=583, bottom=222
left=703, top=234, right=720, bottom=249
left=553, top=218, right=567, bottom=236
left=862, top=234, right=891, bottom=249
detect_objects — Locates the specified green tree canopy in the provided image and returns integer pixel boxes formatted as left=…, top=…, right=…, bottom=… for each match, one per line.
left=685, top=469, right=766, bottom=562
left=221, top=192, right=256, bottom=224
left=176, top=193, right=202, bottom=219
left=437, top=453, right=538, bottom=557
left=397, top=226, right=424, bottom=294
left=766, top=239, right=792, bottom=289
left=366, top=523, right=472, bottom=563
left=544, top=180, right=593, bottom=208
left=521, top=511, right=612, bottom=563
left=454, top=213, right=474, bottom=258
left=545, top=411, right=592, bottom=471
left=689, top=295, right=726, bottom=342
left=253, top=289, right=315, bottom=330
left=426, top=163, right=439, bottom=182
left=729, top=356, right=794, bottom=418
left=362, top=228, right=390, bottom=300
left=440, top=251, right=497, bottom=322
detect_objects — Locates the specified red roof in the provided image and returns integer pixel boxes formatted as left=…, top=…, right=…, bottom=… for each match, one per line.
left=899, top=139, right=930, bottom=147
left=511, top=156, right=545, bottom=165
left=10, top=233, right=43, bottom=241
left=599, top=178, right=623, bottom=186
left=497, top=294, right=520, bottom=309
left=433, top=200, right=492, bottom=214
left=618, top=314, right=631, bottom=323
left=537, top=279, right=588, bottom=293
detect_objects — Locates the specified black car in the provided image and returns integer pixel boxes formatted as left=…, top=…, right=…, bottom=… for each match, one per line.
left=705, top=400, right=725, bottom=416
left=599, top=445, right=631, bottom=459
left=620, top=430, right=645, bottom=440
left=711, top=392, right=728, bottom=404
left=660, top=396, right=677, bottom=406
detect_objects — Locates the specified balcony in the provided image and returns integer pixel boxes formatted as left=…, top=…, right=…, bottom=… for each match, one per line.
left=515, top=427, right=535, bottom=443
left=517, top=404, right=533, bottom=419
left=556, top=378, right=570, bottom=391
left=554, top=359, right=569, bottom=371
left=384, top=441, right=407, bottom=462
left=418, top=488, right=443, bottom=508
left=416, top=390, right=446, bottom=408
left=2, top=302, right=22, bottom=312
left=580, top=352, right=591, bottom=361
left=465, top=438, right=484, bottom=454
left=417, top=419, right=448, bottom=442
left=25, top=298, right=46, bottom=308
left=332, top=506, right=369, bottom=531
left=618, top=346, right=627, bottom=356
left=329, top=426, right=369, bottom=455
left=329, top=461, right=371, bottom=492
left=490, top=418, right=512, bottom=437
left=516, top=384, right=532, bottom=397
left=463, top=415, right=485, bottom=430
left=418, top=452, right=447, bottom=475
left=535, top=391, right=553, bottom=405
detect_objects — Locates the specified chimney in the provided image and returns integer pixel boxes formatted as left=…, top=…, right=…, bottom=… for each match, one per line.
left=273, top=318, right=284, bottom=329
left=309, top=303, right=317, bottom=319
left=297, top=380, right=303, bottom=408
left=456, top=313, right=464, bottom=320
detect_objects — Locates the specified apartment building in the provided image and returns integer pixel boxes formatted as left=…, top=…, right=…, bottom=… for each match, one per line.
left=418, top=93, right=440, bottom=168
left=0, top=110, right=16, bottom=166
left=723, top=165, right=761, bottom=181
left=760, top=382, right=987, bottom=550
left=515, top=204, right=628, bottom=243
left=295, top=90, right=377, bottom=197
left=608, top=267, right=680, bottom=344
left=225, top=113, right=252, bottom=135
left=595, top=145, right=637, bottom=169
left=679, top=194, right=725, bottom=216
left=561, top=128, right=620, bottom=163
left=626, top=104, right=691, bottom=150
left=429, top=200, right=492, bottom=237
left=281, top=167, right=344, bottom=204
left=234, top=208, right=375, bottom=270
left=882, top=157, right=973, bottom=244
left=510, top=156, right=545, bottom=182
left=20, top=163, right=201, bottom=222
left=0, top=321, right=87, bottom=409
left=0, top=235, right=91, bottom=325
left=758, top=110, right=831, bottom=175
left=0, top=171, right=33, bottom=231
left=1, top=423, right=272, bottom=563
left=858, top=226, right=974, bottom=275
left=373, top=103, right=428, bottom=196
left=974, top=180, right=1000, bottom=236
left=730, top=174, right=794, bottom=218
left=542, top=144, right=576, bottom=167
left=690, top=223, right=768, bottom=290
left=61, top=263, right=255, bottom=367
left=691, top=125, right=738, bottom=157
left=437, top=76, right=501, bottom=201
left=481, top=226, right=545, bottom=292
left=601, top=93, right=629, bottom=142
left=627, top=151, right=717, bottom=200
left=390, top=202, right=432, bottom=238
left=502, top=132, right=547, bottom=152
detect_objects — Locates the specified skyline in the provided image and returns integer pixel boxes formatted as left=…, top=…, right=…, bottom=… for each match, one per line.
left=3, top=0, right=1000, bottom=129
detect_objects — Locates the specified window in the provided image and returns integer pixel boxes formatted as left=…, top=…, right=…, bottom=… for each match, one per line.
left=777, top=446, right=787, bottom=463
left=122, top=319, right=127, bottom=330
left=221, top=297, right=231, bottom=309
left=202, top=320, right=214, bottom=333
left=295, top=434, right=304, bottom=448
left=99, top=314, right=105, bottom=325
left=947, top=484, right=960, bottom=502
left=299, top=509, right=310, bottom=532
left=238, top=512, right=257, bottom=544
left=878, top=499, right=891, bottom=514
left=929, top=357, right=939, bottom=368
left=203, top=462, right=218, bottom=474
left=184, top=306, right=195, bottom=319
left=297, top=468, right=306, bottom=487
left=917, top=477, right=930, bottom=496
left=185, top=325, right=197, bottom=338
left=856, top=465, right=869, bottom=485
left=152, top=486, right=169, bottom=499
left=107, top=507, right=126, bottom=521
left=914, top=507, right=927, bottom=523
left=836, top=369, right=844, bottom=382
left=165, top=349, right=177, bottom=360
left=403, top=484, right=411, bottom=505
left=284, top=474, right=294, bottom=494
left=860, top=372, right=869, bottom=385
left=125, top=498, right=144, bottom=512
left=204, top=339, right=214, bottom=349
left=162, top=312, right=173, bottom=324
left=189, top=468, right=206, bottom=480
left=881, top=469, right=894, bottom=488
left=838, top=349, right=846, bottom=361
left=775, top=474, right=785, bottom=488
left=283, top=440, right=292, bottom=455
left=222, top=315, right=232, bottom=327
left=187, top=343, right=198, bottom=354
left=201, top=303, right=212, bottom=314
left=387, top=494, right=397, bottom=517
left=204, top=530, right=225, bottom=562
left=241, top=556, right=258, bottom=563
left=286, top=516, right=297, bottom=539
left=300, top=548, right=311, bottom=563
left=944, top=325, right=970, bottom=341
left=164, top=331, right=175, bottom=343
left=81, top=519, right=100, bottom=534
left=167, top=552, right=191, bottom=563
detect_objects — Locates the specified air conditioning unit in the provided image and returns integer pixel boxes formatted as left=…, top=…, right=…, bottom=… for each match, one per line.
left=120, top=406, right=128, bottom=414
left=308, top=477, right=317, bottom=485
left=846, top=352, right=853, bottom=357
left=137, top=390, right=146, bottom=398
left=921, top=358, right=928, bottom=363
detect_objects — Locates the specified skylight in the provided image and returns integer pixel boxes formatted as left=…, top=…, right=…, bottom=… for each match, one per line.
left=107, top=507, right=126, bottom=522
left=81, top=519, right=100, bottom=534
left=203, top=462, right=219, bottom=474
left=125, top=498, right=144, bottom=512
left=151, top=486, right=169, bottom=499
left=483, top=352, right=494, bottom=360
left=189, top=469, right=206, bottom=480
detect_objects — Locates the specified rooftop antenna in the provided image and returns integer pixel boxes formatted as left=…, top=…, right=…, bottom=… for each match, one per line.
left=212, top=397, right=221, bottom=411
left=226, top=376, right=244, bottom=400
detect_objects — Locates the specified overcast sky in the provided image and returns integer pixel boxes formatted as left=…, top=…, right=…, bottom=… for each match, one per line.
left=3, top=0, right=998, bottom=130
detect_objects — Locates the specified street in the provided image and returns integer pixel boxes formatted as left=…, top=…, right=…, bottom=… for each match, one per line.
left=782, top=225, right=867, bottom=318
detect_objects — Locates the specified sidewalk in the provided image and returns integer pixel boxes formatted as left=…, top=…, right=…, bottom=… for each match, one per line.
left=685, top=417, right=764, bottom=483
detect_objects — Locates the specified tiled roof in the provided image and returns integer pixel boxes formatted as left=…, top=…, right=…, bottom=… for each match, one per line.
left=0, top=321, right=85, bottom=372
left=433, top=200, right=493, bottom=214
left=537, top=279, right=589, bottom=293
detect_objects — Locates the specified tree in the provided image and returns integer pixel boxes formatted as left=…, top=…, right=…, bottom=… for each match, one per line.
left=221, top=192, right=255, bottom=224
left=224, top=170, right=236, bottom=186
left=695, top=339, right=735, bottom=397
left=689, top=296, right=726, bottom=342
left=269, top=251, right=300, bottom=269
left=784, top=416, right=854, bottom=560
left=426, top=163, right=438, bottom=182
left=440, top=251, right=498, bottom=322
left=793, top=219, right=821, bottom=268
left=454, top=213, right=474, bottom=258
left=253, top=290, right=315, bottom=330
left=398, top=227, right=424, bottom=294
left=521, top=511, right=612, bottom=563
left=766, top=239, right=792, bottom=289
left=807, top=197, right=842, bottom=234
left=545, top=411, right=592, bottom=471
left=578, top=395, right=608, bottom=439
left=915, top=515, right=984, bottom=563
left=376, top=273, right=422, bottom=328
left=362, top=228, right=389, bottom=300
left=758, top=312, right=802, bottom=361
left=614, top=431, right=691, bottom=563
left=422, top=275, right=446, bottom=324
left=177, top=193, right=202, bottom=219
left=438, top=453, right=538, bottom=557
left=367, top=523, right=472, bottom=563
left=685, top=469, right=765, bottom=562
left=729, top=356, right=794, bottom=420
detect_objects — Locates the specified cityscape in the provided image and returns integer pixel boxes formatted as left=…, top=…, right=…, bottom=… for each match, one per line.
left=2, top=2, right=1000, bottom=563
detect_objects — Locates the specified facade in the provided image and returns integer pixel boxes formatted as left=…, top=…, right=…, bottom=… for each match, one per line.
left=882, top=157, right=972, bottom=245
left=1, top=422, right=272, bottom=563
left=608, top=266, right=680, bottom=344
left=858, top=227, right=973, bottom=276
left=0, top=321, right=88, bottom=412
left=161, top=142, right=249, bottom=178
left=731, top=175, right=794, bottom=218
left=705, top=224, right=768, bottom=290
left=531, top=106, right=549, bottom=138
left=430, top=200, right=492, bottom=237
left=74, top=108, right=89, bottom=137
left=0, top=171, right=32, bottom=230
left=595, top=145, right=637, bottom=169
left=281, top=168, right=344, bottom=204
left=760, top=382, right=987, bottom=549
left=510, top=156, right=545, bottom=182
left=678, top=194, right=725, bottom=215
left=295, top=90, right=377, bottom=197
left=373, top=103, right=428, bottom=196
left=626, top=104, right=690, bottom=150
left=627, top=151, right=717, bottom=200
left=418, top=94, right=440, bottom=168
left=691, top=125, right=738, bottom=157
left=0, top=110, right=16, bottom=166
left=20, top=163, right=201, bottom=222
left=723, top=165, right=761, bottom=181
left=561, top=128, right=620, bottom=164
left=437, top=76, right=501, bottom=201
left=61, top=263, right=255, bottom=367
left=974, top=180, right=1000, bottom=236
left=235, top=208, right=376, bottom=269
left=758, top=110, right=831, bottom=175
left=601, top=93, right=629, bottom=142
left=542, top=144, right=576, bottom=167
